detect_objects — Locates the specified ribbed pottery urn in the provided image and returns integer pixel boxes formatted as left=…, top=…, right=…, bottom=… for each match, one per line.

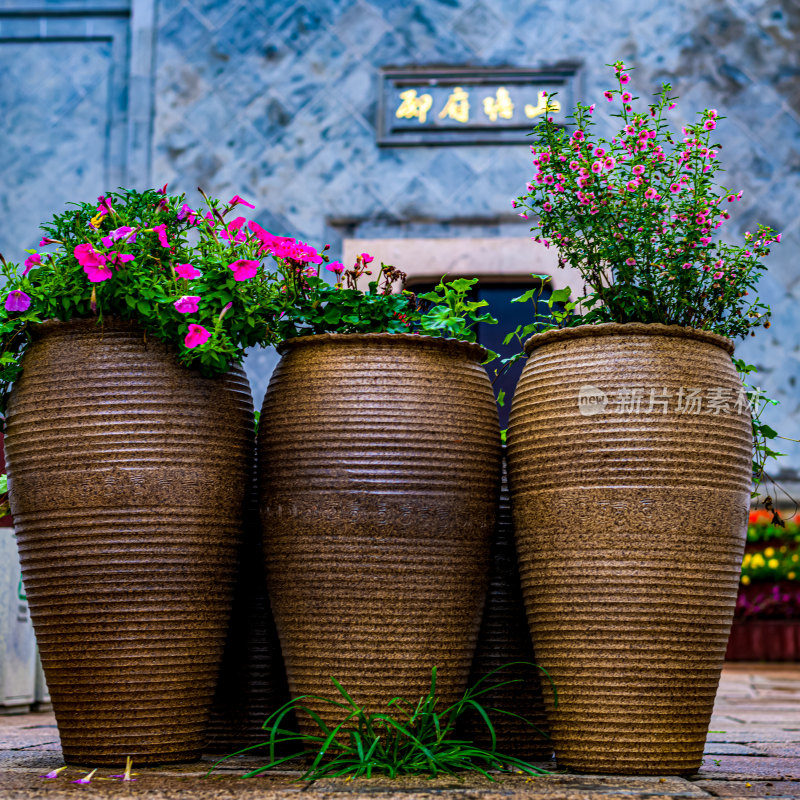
left=507, top=323, right=752, bottom=775
left=258, top=333, right=501, bottom=734
left=206, top=458, right=292, bottom=754
left=4, top=319, right=254, bottom=766
left=461, top=449, right=551, bottom=760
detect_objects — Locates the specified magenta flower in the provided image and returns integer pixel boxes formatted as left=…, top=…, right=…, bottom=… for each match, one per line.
left=228, top=259, right=258, bottom=281
left=6, top=290, right=31, bottom=312
left=184, top=324, right=210, bottom=349
left=591, top=161, right=602, bottom=173
left=776, top=233, right=782, bottom=243
left=620, top=73, right=630, bottom=84
left=621, top=91, right=632, bottom=102
left=175, top=263, right=201, bottom=279
left=151, top=224, right=170, bottom=248
left=626, top=180, right=638, bottom=192
left=74, top=243, right=104, bottom=268
left=603, top=90, right=613, bottom=102
left=229, top=194, right=255, bottom=209
left=645, top=188, right=657, bottom=199
left=177, top=204, right=197, bottom=224
left=41, top=767, right=67, bottom=780
left=682, top=263, right=691, bottom=269
left=107, top=252, right=134, bottom=268
left=572, top=130, right=585, bottom=141
left=23, top=253, right=41, bottom=275
left=569, top=160, right=579, bottom=170
left=633, top=165, right=645, bottom=176
left=604, top=156, right=616, bottom=170
left=96, top=196, right=113, bottom=217
left=174, top=295, right=201, bottom=314
left=39, top=237, right=55, bottom=247
left=221, top=216, right=247, bottom=244
left=71, top=769, right=97, bottom=785
left=325, top=261, right=344, bottom=274
left=111, top=757, right=137, bottom=782
left=669, top=183, right=681, bottom=193
left=704, top=119, right=716, bottom=130
left=360, top=252, right=374, bottom=264
left=542, top=202, right=553, bottom=212
left=84, top=263, right=113, bottom=282
left=713, top=271, right=723, bottom=279
left=625, top=257, right=636, bottom=266
left=110, top=226, right=136, bottom=243
left=708, top=109, right=718, bottom=118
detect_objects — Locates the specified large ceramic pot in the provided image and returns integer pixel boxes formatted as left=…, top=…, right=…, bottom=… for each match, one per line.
left=460, top=449, right=551, bottom=760
left=5, top=319, right=254, bottom=766
left=258, top=333, right=501, bottom=735
left=507, top=323, right=752, bottom=775
left=206, top=457, right=292, bottom=754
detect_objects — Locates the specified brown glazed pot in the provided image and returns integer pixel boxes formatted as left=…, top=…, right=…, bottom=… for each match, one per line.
left=206, top=458, right=292, bottom=754
left=258, top=333, right=501, bottom=735
left=460, top=449, right=551, bottom=760
left=507, top=323, right=752, bottom=775
left=4, top=319, right=254, bottom=766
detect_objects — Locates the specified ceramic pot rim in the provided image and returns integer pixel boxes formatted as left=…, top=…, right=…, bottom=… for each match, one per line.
left=523, top=322, right=735, bottom=357
left=29, top=317, right=143, bottom=340
left=277, top=331, right=488, bottom=362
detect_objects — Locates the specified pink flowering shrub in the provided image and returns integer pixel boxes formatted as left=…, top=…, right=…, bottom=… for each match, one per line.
left=514, top=61, right=779, bottom=340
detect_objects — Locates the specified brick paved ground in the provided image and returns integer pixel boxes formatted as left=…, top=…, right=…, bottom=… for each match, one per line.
left=1, top=665, right=798, bottom=800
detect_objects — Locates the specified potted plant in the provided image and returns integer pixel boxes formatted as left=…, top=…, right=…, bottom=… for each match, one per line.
left=507, top=62, right=780, bottom=775
left=0, top=187, right=287, bottom=765
left=254, top=245, right=503, bottom=737
left=727, top=510, right=800, bottom=661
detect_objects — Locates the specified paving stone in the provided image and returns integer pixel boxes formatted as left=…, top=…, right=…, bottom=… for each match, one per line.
left=702, top=745, right=762, bottom=756
left=692, top=756, right=800, bottom=780
left=748, top=744, right=800, bottom=758
left=693, top=780, right=800, bottom=798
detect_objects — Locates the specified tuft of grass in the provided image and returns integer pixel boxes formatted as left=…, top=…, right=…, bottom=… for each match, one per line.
left=207, top=662, right=556, bottom=783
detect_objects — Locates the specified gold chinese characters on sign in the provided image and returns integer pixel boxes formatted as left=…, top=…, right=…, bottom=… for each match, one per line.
left=395, top=86, right=560, bottom=124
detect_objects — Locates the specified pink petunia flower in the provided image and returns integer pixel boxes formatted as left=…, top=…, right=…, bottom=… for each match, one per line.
left=221, top=217, right=247, bottom=244
left=175, top=263, right=200, bottom=280
left=626, top=180, right=638, bottom=192
left=633, top=165, right=645, bottom=176
left=174, top=296, right=201, bottom=314
left=107, top=252, right=134, bottom=267
left=708, top=109, right=718, bottom=118
left=96, top=196, right=113, bottom=217
left=645, top=188, right=657, bottom=199
left=71, top=770, right=97, bottom=785
left=621, top=92, right=632, bottom=102
left=151, top=225, right=170, bottom=248
left=713, top=271, right=723, bottom=279
left=704, top=119, right=716, bottom=130
left=682, top=262, right=692, bottom=269
left=110, top=226, right=136, bottom=243
left=41, top=767, right=67, bottom=780
left=669, top=183, right=681, bottom=193
left=542, top=202, right=553, bottom=212
left=569, top=160, right=579, bottom=171
left=325, top=261, right=344, bottom=274
left=5, top=290, right=31, bottom=312
left=591, top=161, right=602, bottom=173
left=604, top=90, right=613, bottom=102
left=625, top=257, right=636, bottom=266
left=177, top=204, right=198, bottom=225
left=184, top=324, right=210, bottom=349
left=620, top=73, right=630, bottom=84
left=604, top=156, right=616, bottom=170
left=23, top=253, right=41, bottom=275
left=229, top=195, right=255, bottom=209
left=228, top=259, right=258, bottom=281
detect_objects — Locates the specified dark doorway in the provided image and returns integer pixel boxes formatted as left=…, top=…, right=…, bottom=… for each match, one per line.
left=406, top=278, right=553, bottom=429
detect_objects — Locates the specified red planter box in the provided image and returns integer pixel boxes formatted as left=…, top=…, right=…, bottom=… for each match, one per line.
left=726, top=620, right=800, bottom=661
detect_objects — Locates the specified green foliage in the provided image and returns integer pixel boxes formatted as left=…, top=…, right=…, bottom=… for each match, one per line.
left=415, top=277, right=497, bottom=352
left=514, top=62, right=777, bottom=340
left=0, top=187, right=287, bottom=415
left=208, top=664, right=555, bottom=782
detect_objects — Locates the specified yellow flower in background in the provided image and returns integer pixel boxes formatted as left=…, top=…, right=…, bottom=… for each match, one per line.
left=742, top=553, right=752, bottom=567
left=789, top=572, right=796, bottom=580
left=780, top=545, right=788, bottom=553
left=793, top=554, right=799, bottom=563
left=751, top=553, right=766, bottom=568
left=768, top=558, right=780, bottom=569
left=765, top=547, right=775, bottom=558
left=742, top=575, right=751, bottom=585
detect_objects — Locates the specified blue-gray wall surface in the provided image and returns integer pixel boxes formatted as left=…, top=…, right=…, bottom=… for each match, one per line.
left=1, top=0, right=799, bottom=482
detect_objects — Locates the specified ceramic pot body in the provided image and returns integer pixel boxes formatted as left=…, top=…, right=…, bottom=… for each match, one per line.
left=259, top=333, right=501, bottom=735
left=5, top=319, right=254, bottom=766
left=461, top=449, right=551, bottom=760
left=507, top=323, right=752, bottom=775
left=206, top=459, right=292, bottom=753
